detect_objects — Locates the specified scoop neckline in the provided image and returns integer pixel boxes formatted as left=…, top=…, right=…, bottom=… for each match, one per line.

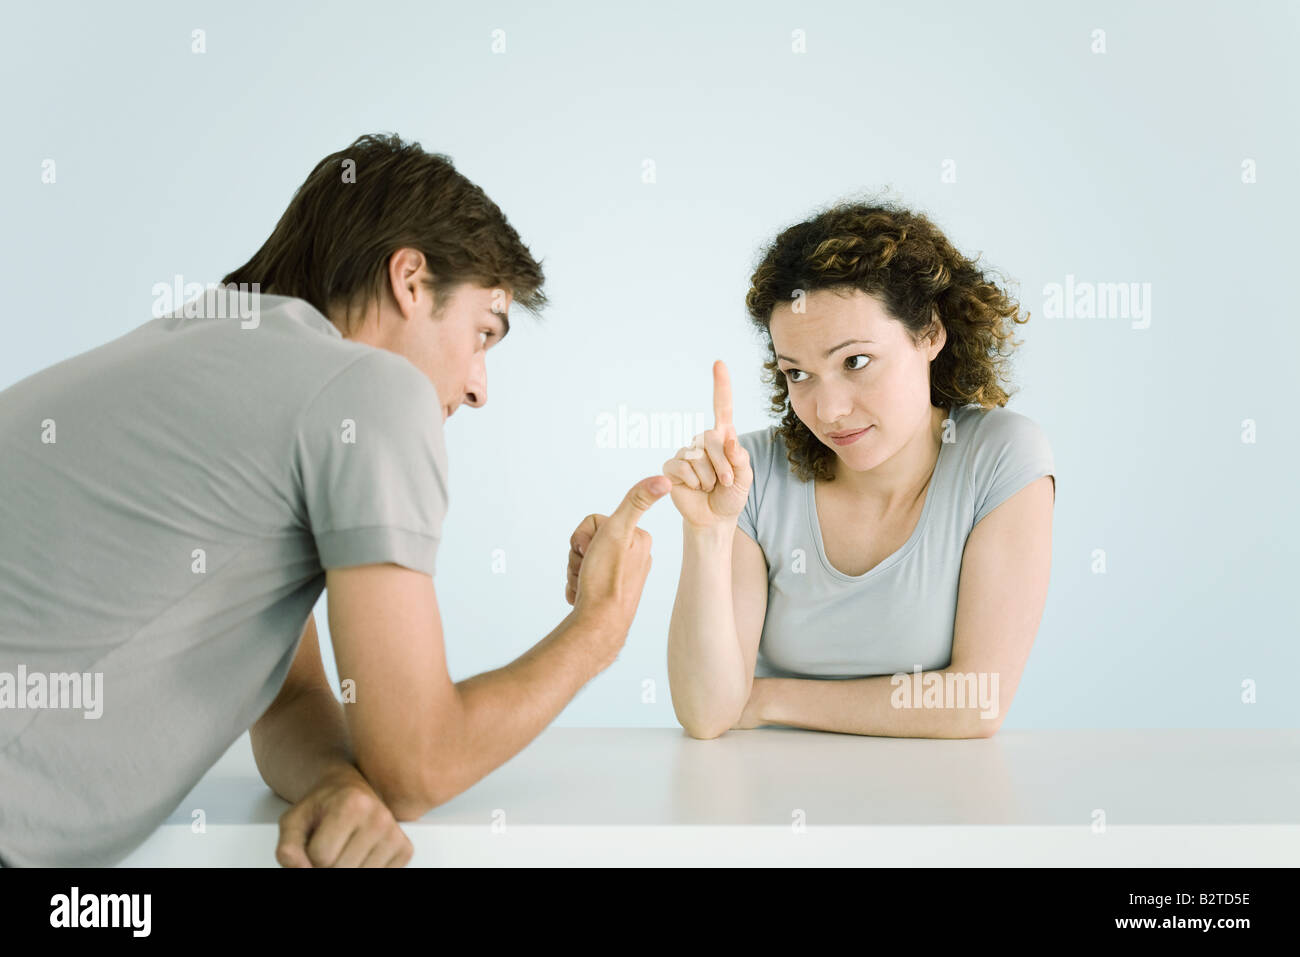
left=806, top=404, right=959, bottom=583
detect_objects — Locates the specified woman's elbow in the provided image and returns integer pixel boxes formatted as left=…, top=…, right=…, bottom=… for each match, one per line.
left=674, top=703, right=738, bottom=740
left=966, top=712, right=1003, bottom=738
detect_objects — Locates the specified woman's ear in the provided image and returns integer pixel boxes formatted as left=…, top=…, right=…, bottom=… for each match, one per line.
left=925, top=307, right=947, bottom=358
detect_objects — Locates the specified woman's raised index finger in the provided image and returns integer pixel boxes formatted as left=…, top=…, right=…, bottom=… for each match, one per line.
left=713, top=360, right=733, bottom=430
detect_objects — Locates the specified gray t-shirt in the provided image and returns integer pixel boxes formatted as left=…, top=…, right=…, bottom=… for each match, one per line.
left=0, top=290, right=449, bottom=866
left=737, top=403, right=1054, bottom=679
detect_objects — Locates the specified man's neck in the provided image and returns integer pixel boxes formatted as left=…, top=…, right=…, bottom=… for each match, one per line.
left=326, top=303, right=383, bottom=346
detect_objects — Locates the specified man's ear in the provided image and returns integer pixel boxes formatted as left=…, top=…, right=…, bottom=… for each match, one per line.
left=385, top=248, right=431, bottom=321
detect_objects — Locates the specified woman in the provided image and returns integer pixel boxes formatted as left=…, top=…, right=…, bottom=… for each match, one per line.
left=663, top=200, right=1055, bottom=739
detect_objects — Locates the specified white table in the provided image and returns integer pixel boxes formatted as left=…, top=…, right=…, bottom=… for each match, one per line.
left=118, top=728, right=1300, bottom=866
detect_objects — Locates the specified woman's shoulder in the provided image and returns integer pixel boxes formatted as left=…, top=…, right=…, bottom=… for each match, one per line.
left=737, top=424, right=781, bottom=456
left=949, top=403, right=1055, bottom=519
left=735, top=424, right=798, bottom=520
left=950, top=402, right=1052, bottom=455
left=736, top=424, right=794, bottom=480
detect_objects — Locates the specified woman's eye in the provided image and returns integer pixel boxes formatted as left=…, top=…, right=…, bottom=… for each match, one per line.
left=479, top=330, right=491, bottom=347
left=846, top=354, right=871, bottom=371
left=784, top=369, right=807, bottom=383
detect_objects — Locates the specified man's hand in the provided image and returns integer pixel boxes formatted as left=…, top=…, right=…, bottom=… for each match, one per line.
left=568, top=375, right=745, bottom=603
left=563, top=476, right=670, bottom=651
left=275, top=767, right=414, bottom=867
left=566, top=516, right=598, bottom=607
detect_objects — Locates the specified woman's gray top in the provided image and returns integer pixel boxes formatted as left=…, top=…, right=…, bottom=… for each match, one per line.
left=736, top=403, right=1055, bottom=679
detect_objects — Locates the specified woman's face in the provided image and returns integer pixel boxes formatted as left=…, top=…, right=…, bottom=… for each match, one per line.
left=769, top=288, right=945, bottom=473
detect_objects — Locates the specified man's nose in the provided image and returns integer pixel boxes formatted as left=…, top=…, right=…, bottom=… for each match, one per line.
left=459, top=347, right=491, bottom=409
left=463, top=364, right=487, bottom=408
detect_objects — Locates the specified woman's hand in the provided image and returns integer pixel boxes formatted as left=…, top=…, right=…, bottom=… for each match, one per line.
left=663, top=360, right=753, bottom=529
left=730, top=678, right=771, bottom=730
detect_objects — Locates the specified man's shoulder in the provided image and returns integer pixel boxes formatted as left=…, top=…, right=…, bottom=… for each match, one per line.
left=293, top=347, right=445, bottom=469
left=307, top=347, right=440, bottom=413
left=214, top=294, right=439, bottom=419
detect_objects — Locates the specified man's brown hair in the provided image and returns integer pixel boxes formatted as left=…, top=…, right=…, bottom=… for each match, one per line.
left=221, top=132, right=547, bottom=332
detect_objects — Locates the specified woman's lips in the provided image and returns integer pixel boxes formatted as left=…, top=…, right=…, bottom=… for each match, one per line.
left=828, top=425, right=872, bottom=446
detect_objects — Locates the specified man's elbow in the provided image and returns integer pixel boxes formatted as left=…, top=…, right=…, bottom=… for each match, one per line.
left=362, top=762, right=451, bottom=821
left=373, top=779, right=451, bottom=821
left=384, top=792, right=439, bottom=822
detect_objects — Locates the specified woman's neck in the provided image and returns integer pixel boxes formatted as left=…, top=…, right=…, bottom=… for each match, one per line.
left=827, top=404, right=947, bottom=514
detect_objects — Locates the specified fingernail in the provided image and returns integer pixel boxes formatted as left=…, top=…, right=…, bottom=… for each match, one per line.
left=577, top=544, right=584, bottom=556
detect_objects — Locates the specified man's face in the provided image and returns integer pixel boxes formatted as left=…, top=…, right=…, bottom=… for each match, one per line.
left=392, top=280, right=512, bottom=421
left=769, top=288, right=943, bottom=471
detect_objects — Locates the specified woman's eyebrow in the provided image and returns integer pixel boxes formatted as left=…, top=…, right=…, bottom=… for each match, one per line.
left=776, top=338, right=875, bottom=363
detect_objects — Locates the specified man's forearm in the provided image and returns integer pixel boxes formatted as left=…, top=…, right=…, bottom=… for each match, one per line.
left=251, top=686, right=366, bottom=804
left=754, top=668, right=1004, bottom=739
left=429, top=610, right=613, bottom=806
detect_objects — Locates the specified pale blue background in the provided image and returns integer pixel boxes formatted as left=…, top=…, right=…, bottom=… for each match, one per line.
left=2, top=0, right=1296, bottom=728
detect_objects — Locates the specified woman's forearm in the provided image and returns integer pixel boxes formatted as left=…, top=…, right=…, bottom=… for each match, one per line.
left=752, top=670, right=1002, bottom=738
left=667, top=521, right=749, bottom=737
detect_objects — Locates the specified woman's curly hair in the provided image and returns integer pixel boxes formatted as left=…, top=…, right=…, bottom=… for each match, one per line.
left=744, top=197, right=1029, bottom=482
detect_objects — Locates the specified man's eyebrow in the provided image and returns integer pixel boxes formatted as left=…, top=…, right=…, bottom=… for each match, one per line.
left=488, top=307, right=510, bottom=339
left=775, top=339, right=875, bottom=363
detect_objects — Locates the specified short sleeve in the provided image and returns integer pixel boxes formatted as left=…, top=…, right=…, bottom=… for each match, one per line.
left=968, top=409, right=1055, bottom=526
left=736, top=427, right=774, bottom=544
left=294, top=350, right=449, bottom=575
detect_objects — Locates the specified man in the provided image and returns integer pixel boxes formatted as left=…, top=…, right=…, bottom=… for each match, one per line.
left=0, top=133, right=668, bottom=867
